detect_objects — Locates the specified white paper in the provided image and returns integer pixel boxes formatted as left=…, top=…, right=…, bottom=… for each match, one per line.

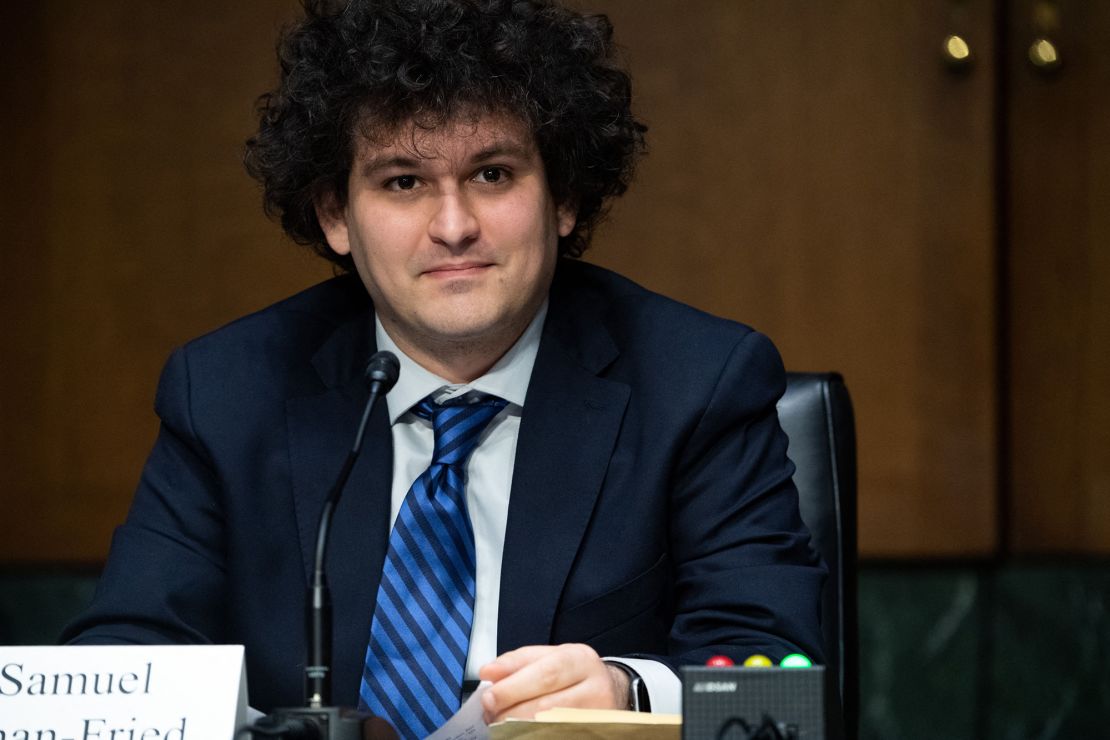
left=425, top=680, right=492, bottom=740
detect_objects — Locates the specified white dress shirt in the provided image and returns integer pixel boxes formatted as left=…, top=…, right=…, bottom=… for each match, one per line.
left=374, top=302, right=681, bottom=713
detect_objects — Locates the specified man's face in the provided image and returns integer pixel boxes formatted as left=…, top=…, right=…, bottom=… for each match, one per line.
left=319, top=115, right=575, bottom=380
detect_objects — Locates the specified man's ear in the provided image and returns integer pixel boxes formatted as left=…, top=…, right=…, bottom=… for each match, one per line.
left=314, top=189, right=351, bottom=256
left=556, top=200, right=578, bottom=238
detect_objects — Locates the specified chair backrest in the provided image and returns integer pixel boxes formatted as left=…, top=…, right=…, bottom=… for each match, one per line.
left=777, top=372, right=858, bottom=739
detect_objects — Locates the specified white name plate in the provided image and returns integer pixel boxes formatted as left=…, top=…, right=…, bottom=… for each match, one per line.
left=0, top=645, right=248, bottom=740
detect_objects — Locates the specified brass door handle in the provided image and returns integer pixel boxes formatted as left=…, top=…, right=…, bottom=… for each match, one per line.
left=1028, top=1, right=1063, bottom=74
left=942, top=33, right=974, bottom=69
left=1028, top=37, right=1062, bottom=72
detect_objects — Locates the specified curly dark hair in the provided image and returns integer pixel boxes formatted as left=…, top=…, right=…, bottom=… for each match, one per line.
left=243, top=0, right=647, bottom=271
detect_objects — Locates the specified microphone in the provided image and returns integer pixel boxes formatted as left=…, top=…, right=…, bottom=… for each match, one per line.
left=249, top=351, right=400, bottom=740
left=308, top=350, right=399, bottom=707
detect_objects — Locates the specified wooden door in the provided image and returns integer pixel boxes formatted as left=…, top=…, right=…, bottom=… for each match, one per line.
left=1007, top=0, right=1110, bottom=553
left=580, top=1, right=1000, bottom=556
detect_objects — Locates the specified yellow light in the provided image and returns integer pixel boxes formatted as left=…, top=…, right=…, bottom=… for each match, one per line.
left=944, top=35, right=971, bottom=62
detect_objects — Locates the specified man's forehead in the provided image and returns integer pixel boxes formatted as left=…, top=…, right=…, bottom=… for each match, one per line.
left=353, top=113, right=537, bottom=163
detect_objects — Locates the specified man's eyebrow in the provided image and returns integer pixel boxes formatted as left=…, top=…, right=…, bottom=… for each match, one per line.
left=469, top=142, right=535, bottom=163
left=355, top=141, right=535, bottom=177
left=357, top=155, right=423, bottom=178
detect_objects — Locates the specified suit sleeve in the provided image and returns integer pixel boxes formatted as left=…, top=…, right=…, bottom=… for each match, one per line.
left=644, top=329, right=826, bottom=671
left=60, top=347, right=229, bottom=645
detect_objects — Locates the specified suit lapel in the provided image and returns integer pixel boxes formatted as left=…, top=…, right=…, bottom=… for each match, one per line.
left=497, top=270, right=630, bottom=652
left=285, top=306, right=394, bottom=705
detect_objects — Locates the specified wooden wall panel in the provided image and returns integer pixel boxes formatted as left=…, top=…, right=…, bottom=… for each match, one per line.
left=0, top=6, right=55, bottom=559
left=1008, top=1, right=1110, bottom=552
left=0, top=1, right=333, bottom=564
left=580, top=1, right=999, bottom=556
left=1, top=1, right=1000, bottom=562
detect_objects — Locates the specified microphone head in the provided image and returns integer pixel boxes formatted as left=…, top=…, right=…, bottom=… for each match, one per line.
left=364, top=350, right=400, bottom=394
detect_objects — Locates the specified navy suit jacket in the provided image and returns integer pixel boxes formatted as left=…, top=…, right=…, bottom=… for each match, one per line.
left=64, top=259, right=825, bottom=711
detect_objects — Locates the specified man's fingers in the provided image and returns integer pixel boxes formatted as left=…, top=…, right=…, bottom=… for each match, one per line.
left=478, top=644, right=562, bottom=683
left=481, top=644, right=608, bottom=723
left=485, top=684, right=582, bottom=724
left=484, top=647, right=578, bottom=712
left=477, top=662, right=512, bottom=682
left=484, top=645, right=559, bottom=672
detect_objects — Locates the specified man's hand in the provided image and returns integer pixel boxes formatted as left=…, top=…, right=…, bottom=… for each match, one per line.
left=478, top=643, right=629, bottom=724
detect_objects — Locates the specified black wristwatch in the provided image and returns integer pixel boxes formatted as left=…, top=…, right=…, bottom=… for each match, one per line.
left=604, top=660, right=652, bottom=712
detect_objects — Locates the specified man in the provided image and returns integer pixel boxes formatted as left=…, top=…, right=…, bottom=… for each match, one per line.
left=64, top=0, right=825, bottom=736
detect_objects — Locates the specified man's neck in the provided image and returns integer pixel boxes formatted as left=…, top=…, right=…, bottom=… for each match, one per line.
left=375, top=302, right=545, bottom=424
left=390, top=338, right=508, bottom=384
left=377, top=315, right=535, bottom=385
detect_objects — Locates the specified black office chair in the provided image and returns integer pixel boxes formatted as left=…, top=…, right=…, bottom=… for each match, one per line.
left=777, top=372, right=858, bottom=739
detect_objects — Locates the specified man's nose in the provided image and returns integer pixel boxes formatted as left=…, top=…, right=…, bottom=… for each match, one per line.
left=428, top=192, right=480, bottom=249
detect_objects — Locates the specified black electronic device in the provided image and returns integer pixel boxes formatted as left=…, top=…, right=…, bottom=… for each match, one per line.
left=681, top=666, right=835, bottom=740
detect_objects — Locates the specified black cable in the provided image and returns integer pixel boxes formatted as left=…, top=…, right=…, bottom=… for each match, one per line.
left=715, top=714, right=799, bottom=740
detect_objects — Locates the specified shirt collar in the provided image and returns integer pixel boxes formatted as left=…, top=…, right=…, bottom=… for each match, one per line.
left=375, top=300, right=547, bottom=425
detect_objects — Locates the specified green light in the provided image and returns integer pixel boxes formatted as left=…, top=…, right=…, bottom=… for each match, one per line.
left=780, top=653, right=812, bottom=668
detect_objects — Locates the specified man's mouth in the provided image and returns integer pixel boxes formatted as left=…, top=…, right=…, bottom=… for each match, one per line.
left=422, top=262, right=494, bottom=278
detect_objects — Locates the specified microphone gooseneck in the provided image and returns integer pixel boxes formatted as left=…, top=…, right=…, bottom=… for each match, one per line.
left=306, top=350, right=400, bottom=709
left=251, top=350, right=401, bottom=739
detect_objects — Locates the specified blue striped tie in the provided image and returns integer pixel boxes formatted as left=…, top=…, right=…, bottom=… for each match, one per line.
left=359, top=391, right=508, bottom=739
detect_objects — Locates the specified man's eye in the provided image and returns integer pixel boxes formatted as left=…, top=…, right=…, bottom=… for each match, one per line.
left=476, top=167, right=506, bottom=184
left=388, top=175, right=418, bottom=190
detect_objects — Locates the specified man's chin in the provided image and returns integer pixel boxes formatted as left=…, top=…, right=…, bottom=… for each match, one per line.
left=415, top=309, right=533, bottom=352
left=420, top=321, right=508, bottom=348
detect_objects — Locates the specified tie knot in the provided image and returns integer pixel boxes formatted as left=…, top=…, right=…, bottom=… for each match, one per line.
left=414, top=392, right=508, bottom=467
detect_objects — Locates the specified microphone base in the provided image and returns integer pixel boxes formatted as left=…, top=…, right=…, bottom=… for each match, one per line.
left=252, top=706, right=398, bottom=740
